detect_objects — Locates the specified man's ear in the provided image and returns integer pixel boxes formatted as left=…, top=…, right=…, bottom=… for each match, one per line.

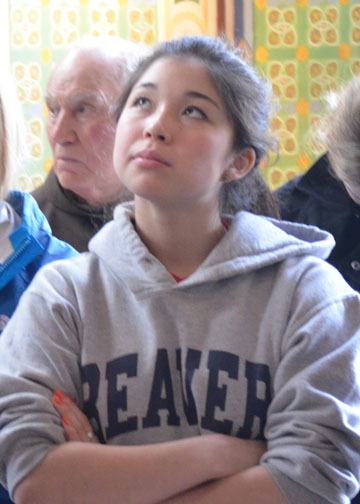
left=221, top=147, right=256, bottom=183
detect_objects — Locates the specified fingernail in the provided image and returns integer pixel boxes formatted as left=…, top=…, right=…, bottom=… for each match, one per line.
left=55, top=389, right=65, bottom=399
left=63, top=417, right=71, bottom=426
left=53, top=394, right=62, bottom=405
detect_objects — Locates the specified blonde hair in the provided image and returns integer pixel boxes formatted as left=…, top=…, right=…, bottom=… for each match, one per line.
left=326, top=75, right=360, bottom=186
left=0, top=74, right=27, bottom=201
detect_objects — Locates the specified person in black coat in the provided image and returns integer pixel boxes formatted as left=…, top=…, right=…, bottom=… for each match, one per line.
left=276, top=152, right=360, bottom=292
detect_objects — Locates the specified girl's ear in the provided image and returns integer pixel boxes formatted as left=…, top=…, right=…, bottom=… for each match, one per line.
left=221, top=147, right=256, bottom=183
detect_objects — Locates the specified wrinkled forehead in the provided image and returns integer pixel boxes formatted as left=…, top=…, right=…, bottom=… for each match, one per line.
left=45, top=83, right=109, bottom=110
left=47, top=50, right=121, bottom=104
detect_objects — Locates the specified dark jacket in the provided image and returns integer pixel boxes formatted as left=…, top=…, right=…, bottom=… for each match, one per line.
left=31, top=169, right=117, bottom=252
left=0, top=191, right=77, bottom=503
left=276, top=154, right=360, bottom=504
left=276, top=153, right=360, bottom=294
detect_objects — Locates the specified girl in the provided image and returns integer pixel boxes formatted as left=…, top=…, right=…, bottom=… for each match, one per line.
left=0, top=36, right=360, bottom=504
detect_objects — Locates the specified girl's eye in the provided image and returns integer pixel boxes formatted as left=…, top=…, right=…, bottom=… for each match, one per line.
left=183, top=106, right=207, bottom=119
left=133, top=96, right=151, bottom=108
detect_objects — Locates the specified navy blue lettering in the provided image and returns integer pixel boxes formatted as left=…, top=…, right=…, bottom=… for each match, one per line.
left=237, top=361, right=271, bottom=440
left=143, top=348, right=180, bottom=428
left=201, top=350, right=239, bottom=434
left=176, top=348, right=201, bottom=425
left=105, top=354, right=138, bottom=439
left=81, top=363, right=105, bottom=443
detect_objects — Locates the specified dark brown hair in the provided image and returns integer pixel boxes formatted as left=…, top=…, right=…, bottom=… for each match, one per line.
left=116, top=36, right=279, bottom=218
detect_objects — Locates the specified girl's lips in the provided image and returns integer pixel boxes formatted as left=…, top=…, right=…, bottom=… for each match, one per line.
left=133, top=150, right=171, bottom=167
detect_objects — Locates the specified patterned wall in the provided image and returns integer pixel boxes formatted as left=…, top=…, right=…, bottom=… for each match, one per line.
left=8, top=0, right=218, bottom=192
left=254, top=0, right=360, bottom=190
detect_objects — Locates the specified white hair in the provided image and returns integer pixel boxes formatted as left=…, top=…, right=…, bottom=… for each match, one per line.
left=51, top=35, right=150, bottom=118
left=326, top=75, right=360, bottom=185
left=64, top=35, right=149, bottom=80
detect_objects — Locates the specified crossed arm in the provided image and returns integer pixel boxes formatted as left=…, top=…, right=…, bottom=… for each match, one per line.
left=13, top=393, right=286, bottom=504
left=160, top=467, right=285, bottom=504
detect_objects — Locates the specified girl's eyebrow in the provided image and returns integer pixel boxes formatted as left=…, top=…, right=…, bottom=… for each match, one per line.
left=136, top=82, right=156, bottom=90
left=185, top=91, right=219, bottom=109
left=135, top=82, right=219, bottom=109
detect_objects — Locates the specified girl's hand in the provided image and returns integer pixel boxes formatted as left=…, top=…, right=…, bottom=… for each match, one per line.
left=52, top=389, right=98, bottom=443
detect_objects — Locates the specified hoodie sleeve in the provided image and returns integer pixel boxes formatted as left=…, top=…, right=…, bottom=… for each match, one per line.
left=0, top=261, right=83, bottom=498
left=261, top=259, right=360, bottom=504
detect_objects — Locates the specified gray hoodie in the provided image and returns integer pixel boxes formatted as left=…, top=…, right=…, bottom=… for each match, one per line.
left=0, top=202, right=360, bottom=503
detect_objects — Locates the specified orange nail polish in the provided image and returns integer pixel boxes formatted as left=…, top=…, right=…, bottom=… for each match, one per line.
left=55, top=389, right=65, bottom=399
left=53, top=394, right=62, bottom=405
left=63, top=417, right=71, bottom=426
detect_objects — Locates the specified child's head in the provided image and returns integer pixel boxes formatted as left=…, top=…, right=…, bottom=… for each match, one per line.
left=116, top=36, right=278, bottom=217
left=0, top=75, right=26, bottom=201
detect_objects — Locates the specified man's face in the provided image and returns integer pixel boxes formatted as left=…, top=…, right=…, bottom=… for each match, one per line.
left=46, top=50, right=125, bottom=206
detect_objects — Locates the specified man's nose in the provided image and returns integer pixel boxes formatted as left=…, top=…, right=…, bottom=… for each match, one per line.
left=50, top=110, right=77, bottom=144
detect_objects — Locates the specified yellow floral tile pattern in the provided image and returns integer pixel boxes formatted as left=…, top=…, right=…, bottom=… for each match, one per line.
left=267, top=8, right=297, bottom=47
left=271, top=115, right=298, bottom=155
left=90, top=4, right=117, bottom=37
left=255, top=2, right=360, bottom=190
left=308, top=6, right=338, bottom=46
left=269, top=62, right=297, bottom=99
left=28, top=118, right=43, bottom=160
left=128, top=6, right=155, bottom=44
left=12, top=7, right=41, bottom=47
left=352, top=5, right=360, bottom=44
left=13, top=62, right=42, bottom=103
left=51, top=7, right=79, bottom=46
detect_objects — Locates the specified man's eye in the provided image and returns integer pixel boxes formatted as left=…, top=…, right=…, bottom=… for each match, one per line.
left=76, top=105, right=90, bottom=114
left=184, top=106, right=207, bottom=119
left=46, top=104, right=57, bottom=116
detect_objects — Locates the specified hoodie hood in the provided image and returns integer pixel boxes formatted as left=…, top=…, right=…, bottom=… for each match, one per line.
left=89, top=202, right=335, bottom=295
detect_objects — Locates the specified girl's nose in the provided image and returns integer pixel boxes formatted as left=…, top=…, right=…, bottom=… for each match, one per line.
left=144, top=112, right=171, bottom=143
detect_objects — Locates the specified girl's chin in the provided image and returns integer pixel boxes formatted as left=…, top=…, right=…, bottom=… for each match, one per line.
left=129, top=182, right=170, bottom=203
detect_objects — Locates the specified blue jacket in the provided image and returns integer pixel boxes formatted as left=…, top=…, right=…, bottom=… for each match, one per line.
left=0, top=191, right=78, bottom=503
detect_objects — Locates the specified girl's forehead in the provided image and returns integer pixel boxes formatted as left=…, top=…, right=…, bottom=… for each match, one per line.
left=143, top=55, right=206, bottom=76
left=133, top=56, right=217, bottom=95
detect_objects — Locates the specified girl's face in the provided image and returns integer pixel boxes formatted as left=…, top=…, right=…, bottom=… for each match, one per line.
left=113, top=56, right=236, bottom=211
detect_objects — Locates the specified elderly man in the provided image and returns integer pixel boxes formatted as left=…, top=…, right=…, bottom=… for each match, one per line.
left=32, top=37, right=146, bottom=251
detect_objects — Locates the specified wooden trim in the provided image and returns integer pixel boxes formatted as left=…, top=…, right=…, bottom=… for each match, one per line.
left=217, top=0, right=225, bottom=36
